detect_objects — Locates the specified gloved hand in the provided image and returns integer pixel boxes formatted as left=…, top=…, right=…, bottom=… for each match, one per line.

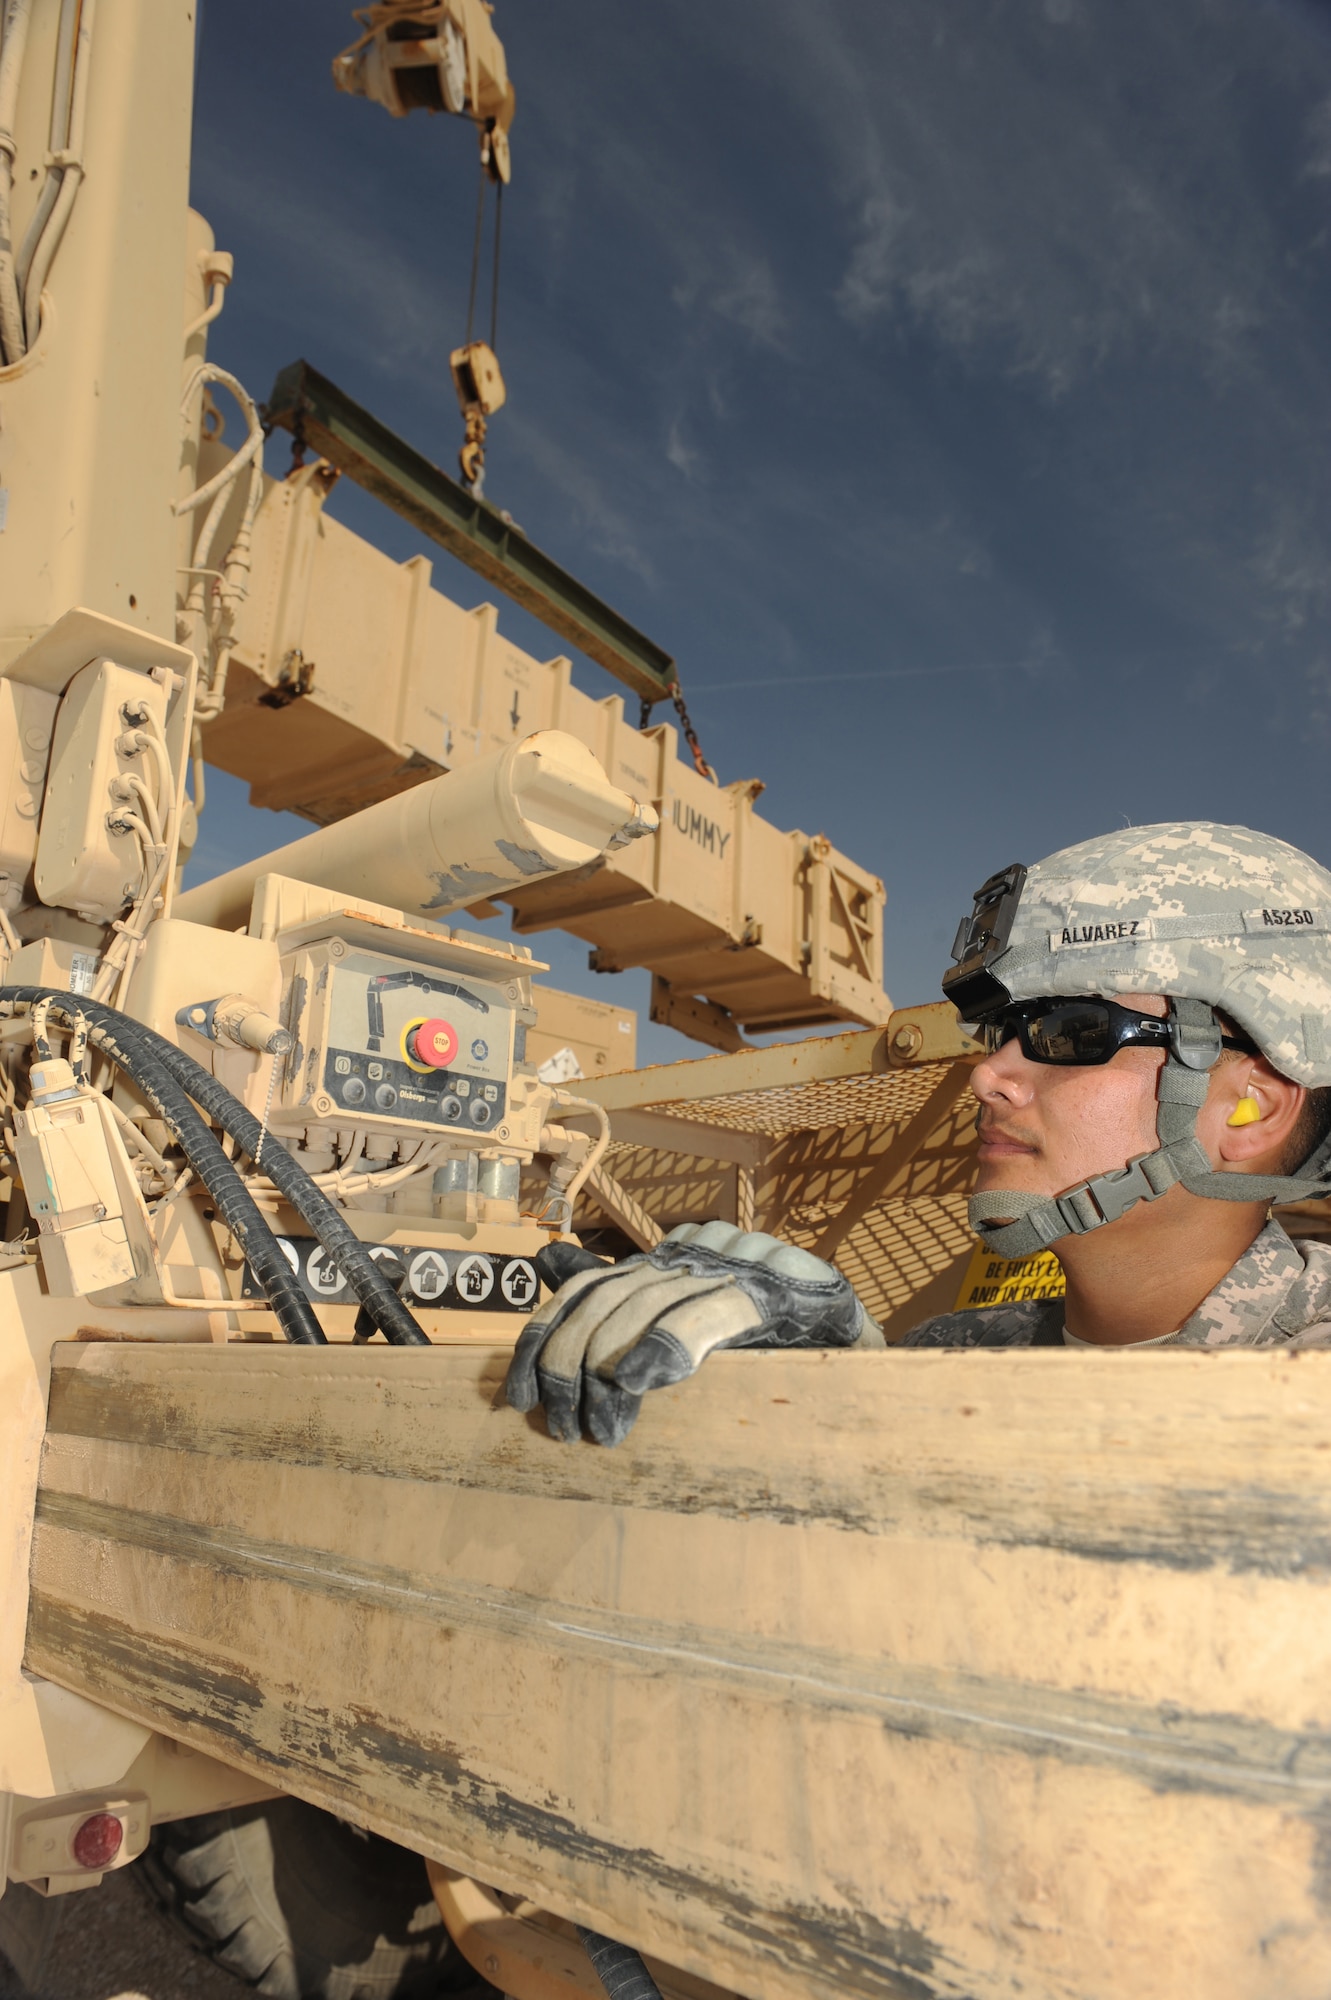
left=506, top=1220, right=884, bottom=1447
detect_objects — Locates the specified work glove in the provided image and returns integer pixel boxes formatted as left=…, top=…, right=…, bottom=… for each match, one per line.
left=506, top=1220, right=884, bottom=1447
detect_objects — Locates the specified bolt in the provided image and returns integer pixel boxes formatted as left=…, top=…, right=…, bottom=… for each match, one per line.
left=892, top=1023, right=924, bottom=1060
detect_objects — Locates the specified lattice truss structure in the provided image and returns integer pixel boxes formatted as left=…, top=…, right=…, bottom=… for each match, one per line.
left=569, top=1049, right=981, bottom=1341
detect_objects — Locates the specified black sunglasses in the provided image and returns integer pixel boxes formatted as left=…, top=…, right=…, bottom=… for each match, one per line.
left=979, top=997, right=1256, bottom=1068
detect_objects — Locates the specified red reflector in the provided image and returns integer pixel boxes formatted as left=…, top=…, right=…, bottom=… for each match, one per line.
left=408, top=1017, right=458, bottom=1069
left=72, top=1811, right=124, bottom=1870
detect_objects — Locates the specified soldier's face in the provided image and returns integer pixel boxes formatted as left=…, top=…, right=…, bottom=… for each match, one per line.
left=971, top=992, right=1170, bottom=1201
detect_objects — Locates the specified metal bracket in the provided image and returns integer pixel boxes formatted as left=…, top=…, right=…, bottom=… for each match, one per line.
left=650, top=977, right=748, bottom=1055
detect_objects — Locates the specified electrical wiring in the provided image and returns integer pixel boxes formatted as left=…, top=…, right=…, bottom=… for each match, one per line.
left=112, top=770, right=164, bottom=848
left=129, top=710, right=176, bottom=811
left=14, top=0, right=75, bottom=303
left=4, top=993, right=435, bottom=1346
left=103, top=1094, right=176, bottom=1186
left=0, top=989, right=327, bottom=1344
left=175, top=413, right=264, bottom=518
left=550, top=1089, right=611, bottom=1208
left=0, top=0, right=35, bottom=364
left=528, top=1094, right=613, bottom=1231
left=19, top=0, right=95, bottom=352
left=9, top=1000, right=429, bottom=1344
left=242, top=1137, right=450, bottom=1200
left=177, top=364, right=266, bottom=721
left=86, top=705, right=181, bottom=1009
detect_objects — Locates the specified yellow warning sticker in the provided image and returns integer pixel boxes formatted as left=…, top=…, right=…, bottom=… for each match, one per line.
left=954, top=1242, right=1066, bottom=1310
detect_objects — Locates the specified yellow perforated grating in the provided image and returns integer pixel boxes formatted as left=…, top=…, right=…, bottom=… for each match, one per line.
left=778, top=1192, right=975, bottom=1323
left=638, top=1063, right=948, bottom=1137
left=571, top=1057, right=984, bottom=1324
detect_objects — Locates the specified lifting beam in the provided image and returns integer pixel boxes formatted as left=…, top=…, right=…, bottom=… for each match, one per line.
left=263, top=360, right=677, bottom=705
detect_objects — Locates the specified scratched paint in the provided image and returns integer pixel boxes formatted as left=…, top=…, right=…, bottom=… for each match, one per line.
left=28, top=1341, right=1331, bottom=2000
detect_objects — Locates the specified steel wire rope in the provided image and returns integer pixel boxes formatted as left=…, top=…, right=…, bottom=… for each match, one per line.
left=489, top=176, right=503, bottom=351
left=463, top=157, right=504, bottom=353
left=464, top=159, right=487, bottom=344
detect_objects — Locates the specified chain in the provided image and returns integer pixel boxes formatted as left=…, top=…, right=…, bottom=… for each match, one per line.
left=252, top=1049, right=281, bottom=1172
left=669, top=680, right=716, bottom=782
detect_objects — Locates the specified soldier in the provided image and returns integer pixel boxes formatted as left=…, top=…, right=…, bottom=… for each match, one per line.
left=507, top=822, right=1331, bottom=1445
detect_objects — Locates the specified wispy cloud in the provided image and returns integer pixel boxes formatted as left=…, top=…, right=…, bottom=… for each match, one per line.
left=696, top=656, right=1038, bottom=695
left=193, top=140, right=449, bottom=367
left=660, top=225, right=790, bottom=353
left=755, top=0, right=1297, bottom=396
left=665, top=418, right=704, bottom=481
left=1251, top=499, right=1331, bottom=636
left=708, top=254, right=788, bottom=350
left=1305, top=94, right=1331, bottom=177
left=503, top=407, right=656, bottom=586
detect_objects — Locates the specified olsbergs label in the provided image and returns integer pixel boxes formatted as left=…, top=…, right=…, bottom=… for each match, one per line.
left=242, top=1237, right=540, bottom=1313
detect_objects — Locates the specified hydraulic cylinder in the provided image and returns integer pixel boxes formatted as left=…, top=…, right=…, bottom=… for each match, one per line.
left=175, top=730, right=657, bottom=932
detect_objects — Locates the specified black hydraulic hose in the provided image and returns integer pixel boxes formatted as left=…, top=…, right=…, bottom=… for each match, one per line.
left=136, top=1017, right=431, bottom=1347
left=1, top=986, right=325, bottom=1345
left=576, top=1929, right=665, bottom=2000
left=2, top=988, right=432, bottom=1347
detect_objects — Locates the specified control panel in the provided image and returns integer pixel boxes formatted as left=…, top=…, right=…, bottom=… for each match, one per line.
left=274, top=922, right=545, bottom=1150
left=320, top=951, right=510, bottom=1129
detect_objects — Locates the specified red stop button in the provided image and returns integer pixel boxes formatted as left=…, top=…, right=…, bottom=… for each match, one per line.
left=408, top=1018, right=458, bottom=1069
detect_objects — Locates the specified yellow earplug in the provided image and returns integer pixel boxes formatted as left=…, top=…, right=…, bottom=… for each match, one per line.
left=1228, top=1092, right=1262, bottom=1127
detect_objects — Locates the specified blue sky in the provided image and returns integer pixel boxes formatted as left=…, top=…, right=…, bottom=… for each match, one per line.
left=188, top=0, right=1331, bottom=1063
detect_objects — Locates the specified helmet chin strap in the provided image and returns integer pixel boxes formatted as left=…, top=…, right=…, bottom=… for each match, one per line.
left=969, top=998, right=1331, bottom=1261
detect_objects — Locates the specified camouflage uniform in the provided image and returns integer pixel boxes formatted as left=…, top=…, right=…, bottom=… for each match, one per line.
left=512, top=822, right=1331, bottom=1446
left=905, top=1218, right=1331, bottom=1349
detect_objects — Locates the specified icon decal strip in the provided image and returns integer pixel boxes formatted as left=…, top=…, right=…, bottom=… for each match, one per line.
left=243, top=1237, right=539, bottom=1312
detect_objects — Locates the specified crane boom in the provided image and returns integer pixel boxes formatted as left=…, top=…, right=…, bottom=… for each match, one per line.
left=198, top=432, right=890, bottom=1047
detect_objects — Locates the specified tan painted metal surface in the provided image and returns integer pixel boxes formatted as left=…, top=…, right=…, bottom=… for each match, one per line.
left=573, top=1005, right=980, bottom=1115
left=204, top=470, right=889, bottom=1040
left=27, top=1336, right=1331, bottom=1999
left=527, top=985, right=638, bottom=1081
left=0, top=0, right=193, bottom=654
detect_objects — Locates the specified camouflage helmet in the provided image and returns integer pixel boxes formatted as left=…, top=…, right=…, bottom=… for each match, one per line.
left=942, top=822, right=1331, bottom=1259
